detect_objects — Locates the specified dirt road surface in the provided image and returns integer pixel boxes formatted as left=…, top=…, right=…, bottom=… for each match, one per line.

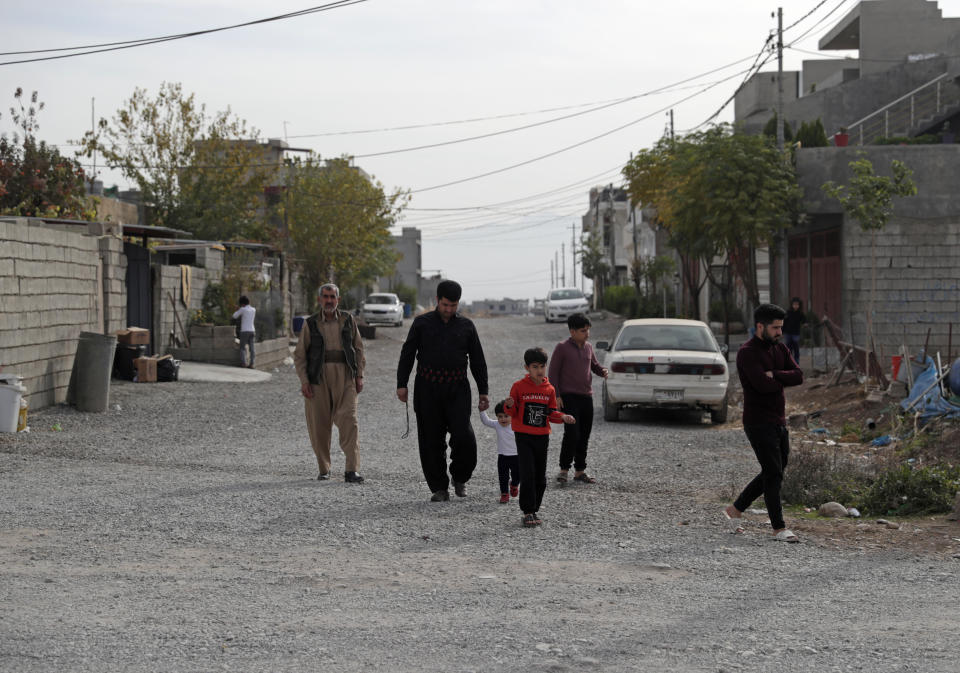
left=2, top=316, right=958, bottom=672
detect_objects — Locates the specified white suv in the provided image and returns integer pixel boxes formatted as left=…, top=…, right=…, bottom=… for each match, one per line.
left=544, top=287, right=589, bottom=323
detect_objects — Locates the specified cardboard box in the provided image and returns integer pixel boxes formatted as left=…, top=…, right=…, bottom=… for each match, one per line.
left=117, top=327, right=150, bottom=345
left=133, top=356, right=157, bottom=383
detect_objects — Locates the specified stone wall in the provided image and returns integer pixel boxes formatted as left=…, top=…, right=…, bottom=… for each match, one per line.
left=0, top=217, right=126, bottom=409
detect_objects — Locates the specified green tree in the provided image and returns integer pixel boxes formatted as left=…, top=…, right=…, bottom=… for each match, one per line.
left=80, top=82, right=269, bottom=239
left=0, top=88, right=91, bottom=219
left=283, top=155, right=407, bottom=296
left=762, top=112, right=794, bottom=144
left=822, top=156, right=917, bottom=360
left=795, top=119, right=830, bottom=148
left=578, top=229, right=610, bottom=308
left=624, top=124, right=800, bottom=328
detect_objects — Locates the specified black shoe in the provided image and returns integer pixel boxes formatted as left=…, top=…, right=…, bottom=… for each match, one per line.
left=453, top=481, right=467, bottom=497
left=344, top=471, right=364, bottom=483
left=430, top=490, right=450, bottom=502
left=317, top=472, right=330, bottom=481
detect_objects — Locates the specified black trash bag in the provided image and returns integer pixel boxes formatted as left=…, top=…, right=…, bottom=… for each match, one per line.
left=157, top=358, right=180, bottom=382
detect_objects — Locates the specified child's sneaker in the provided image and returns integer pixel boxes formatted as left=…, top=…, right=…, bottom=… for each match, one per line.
left=499, top=493, right=510, bottom=504
left=509, top=485, right=519, bottom=498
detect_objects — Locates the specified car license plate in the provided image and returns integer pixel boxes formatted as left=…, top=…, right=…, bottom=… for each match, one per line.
left=654, top=389, right=683, bottom=401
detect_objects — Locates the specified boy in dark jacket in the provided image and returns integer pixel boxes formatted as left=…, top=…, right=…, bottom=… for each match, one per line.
left=504, top=347, right=575, bottom=527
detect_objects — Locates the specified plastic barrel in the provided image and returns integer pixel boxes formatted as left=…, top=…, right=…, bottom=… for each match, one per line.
left=949, top=358, right=960, bottom=397
left=292, top=315, right=306, bottom=334
left=403, top=303, right=412, bottom=318
left=0, top=383, right=23, bottom=432
left=67, top=332, right=118, bottom=412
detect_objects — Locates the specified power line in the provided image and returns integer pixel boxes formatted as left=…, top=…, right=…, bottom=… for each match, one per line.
left=409, top=64, right=755, bottom=195
left=0, top=1, right=368, bottom=66
left=290, top=58, right=764, bottom=140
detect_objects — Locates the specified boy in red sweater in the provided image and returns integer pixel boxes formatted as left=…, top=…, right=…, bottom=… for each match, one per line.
left=504, top=347, right=575, bottom=527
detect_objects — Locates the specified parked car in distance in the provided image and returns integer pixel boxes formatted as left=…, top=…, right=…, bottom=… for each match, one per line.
left=544, top=287, right=589, bottom=323
left=361, top=293, right=404, bottom=326
left=596, top=318, right=730, bottom=424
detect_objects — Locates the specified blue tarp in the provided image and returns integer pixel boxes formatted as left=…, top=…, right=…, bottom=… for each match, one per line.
left=899, top=356, right=960, bottom=423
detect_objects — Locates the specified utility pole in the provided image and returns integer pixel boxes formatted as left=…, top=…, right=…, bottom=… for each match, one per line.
left=90, top=98, right=97, bottom=192
left=630, top=152, right=638, bottom=280
left=776, top=7, right=784, bottom=152
left=550, top=259, right=554, bottom=288
left=774, top=6, right=788, bottom=306
left=554, top=251, right=559, bottom=288
left=571, top=222, right=577, bottom=284
left=561, top=242, right=566, bottom=287
left=669, top=109, right=675, bottom=142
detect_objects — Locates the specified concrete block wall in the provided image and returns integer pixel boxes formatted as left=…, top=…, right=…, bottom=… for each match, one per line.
left=0, top=218, right=117, bottom=409
left=100, top=236, right=127, bottom=335
left=842, top=216, right=960, bottom=360
left=154, top=264, right=213, bottom=354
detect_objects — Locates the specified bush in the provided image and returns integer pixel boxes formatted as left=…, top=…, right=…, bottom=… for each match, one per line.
left=602, top=285, right=636, bottom=316
left=781, top=445, right=873, bottom=508
left=861, top=464, right=960, bottom=516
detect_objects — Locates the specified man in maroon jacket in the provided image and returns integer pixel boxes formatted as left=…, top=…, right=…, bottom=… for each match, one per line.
left=724, top=303, right=804, bottom=542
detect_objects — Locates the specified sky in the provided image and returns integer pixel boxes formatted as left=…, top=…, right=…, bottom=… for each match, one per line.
left=5, top=0, right=960, bottom=303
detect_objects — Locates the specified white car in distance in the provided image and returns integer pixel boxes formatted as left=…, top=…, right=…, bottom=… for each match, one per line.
left=544, top=287, right=589, bottom=323
left=361, top=293, right=404, bottom=326
left=597, top=318, right=730, bottom=424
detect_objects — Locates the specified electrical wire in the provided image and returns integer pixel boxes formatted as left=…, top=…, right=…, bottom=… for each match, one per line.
left=408, top=64, right=755, bottom=196
left=0, top=1, right=368, bottom=66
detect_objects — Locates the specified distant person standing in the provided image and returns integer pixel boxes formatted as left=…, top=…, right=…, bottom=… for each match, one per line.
left=396, top=280, right=489, bottom=502
left=294, top=283, right=366, bottom=483
left=724, top=303, right=804, bottom=543
left=232, top=296, right=256, bottom=369
left=783, top=297, right=806, bottom=365
left=548, top=312, right=608, bottom=484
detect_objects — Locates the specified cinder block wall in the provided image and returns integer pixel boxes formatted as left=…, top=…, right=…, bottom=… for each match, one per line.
left=844, top=217, right=960, bottom=360
left=0, top=218, right=124, bottom=409
left=154, top=264, right=213, bottom=354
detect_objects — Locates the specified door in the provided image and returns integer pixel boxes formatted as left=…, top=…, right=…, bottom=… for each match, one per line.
left=124, top=242, right=152, bottom=352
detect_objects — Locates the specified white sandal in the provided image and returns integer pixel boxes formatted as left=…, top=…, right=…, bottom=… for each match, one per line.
left=722, top=509, right=745, bottom=534
left=773, top=529, right=799, bottom=543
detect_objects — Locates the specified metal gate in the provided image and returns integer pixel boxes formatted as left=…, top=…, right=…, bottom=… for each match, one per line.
left=124, top=241, right=152, bottom=352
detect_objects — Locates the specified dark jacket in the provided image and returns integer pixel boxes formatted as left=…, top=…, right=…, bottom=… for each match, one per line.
left=396, top=310, right=488, bottom=394
left=297, top=311, right=361, bottom=384
left=736, top=335, right=803, bottom=426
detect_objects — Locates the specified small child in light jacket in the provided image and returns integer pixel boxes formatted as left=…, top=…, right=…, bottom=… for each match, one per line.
left=480, top=401, right=519, bottom=504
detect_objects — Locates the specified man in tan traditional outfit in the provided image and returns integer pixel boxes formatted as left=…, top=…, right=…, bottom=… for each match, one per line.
left=294, top=283, right=365, bottom=483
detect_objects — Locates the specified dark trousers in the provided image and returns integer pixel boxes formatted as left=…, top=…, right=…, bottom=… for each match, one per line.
left=784, top=333, right=800, bottom=364
left=734, top=424, right=790, bottom=530
left=558, top=393, right=594, bottom=471
left=515, top=433, right=549, bottom=514
left=413, top=378, right=477, bottom=492
left=497, top=454, right=520, bottom=493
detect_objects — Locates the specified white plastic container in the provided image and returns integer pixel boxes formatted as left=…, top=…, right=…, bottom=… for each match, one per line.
left=0, top=379, right=25, bottom=433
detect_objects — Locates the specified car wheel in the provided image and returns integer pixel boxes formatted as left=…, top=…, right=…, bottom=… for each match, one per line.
left=544, top=315, right=550, bottom=323
left=710, top=394, right=729, bottom=424
left=395, top=319, right=403, bottom=327
left=602, top=383, right=619, bottom=422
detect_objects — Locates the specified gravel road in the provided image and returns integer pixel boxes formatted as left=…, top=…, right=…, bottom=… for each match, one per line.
left=1, top=315, right=958, bottom=673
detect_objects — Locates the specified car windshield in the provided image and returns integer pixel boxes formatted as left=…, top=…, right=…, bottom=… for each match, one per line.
left=615, top=325, right=717, bottom=352
left=549, top=289, right=584, bottom=300
left=366, top=295, right=397, bottom=305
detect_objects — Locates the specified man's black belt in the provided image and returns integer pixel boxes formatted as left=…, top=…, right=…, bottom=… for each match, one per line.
left=324, top=350, right=347, bottom=363
left=416, top=365, right=467, bottom=383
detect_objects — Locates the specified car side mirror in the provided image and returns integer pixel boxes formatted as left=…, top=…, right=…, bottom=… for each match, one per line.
left=596, top=341, right=609, bottom=351
left=720, top=343, right=729, bottom=355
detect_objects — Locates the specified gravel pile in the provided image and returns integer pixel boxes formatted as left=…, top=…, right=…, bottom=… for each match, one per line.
left=1, top=316, right=957, bottom=672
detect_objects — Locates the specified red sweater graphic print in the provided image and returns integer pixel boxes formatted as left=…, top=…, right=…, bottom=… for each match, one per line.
left=505, top=374, right=566, bottom=435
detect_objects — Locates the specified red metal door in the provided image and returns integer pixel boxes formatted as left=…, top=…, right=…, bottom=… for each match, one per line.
left=810, top=229, right=842, bottom=322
